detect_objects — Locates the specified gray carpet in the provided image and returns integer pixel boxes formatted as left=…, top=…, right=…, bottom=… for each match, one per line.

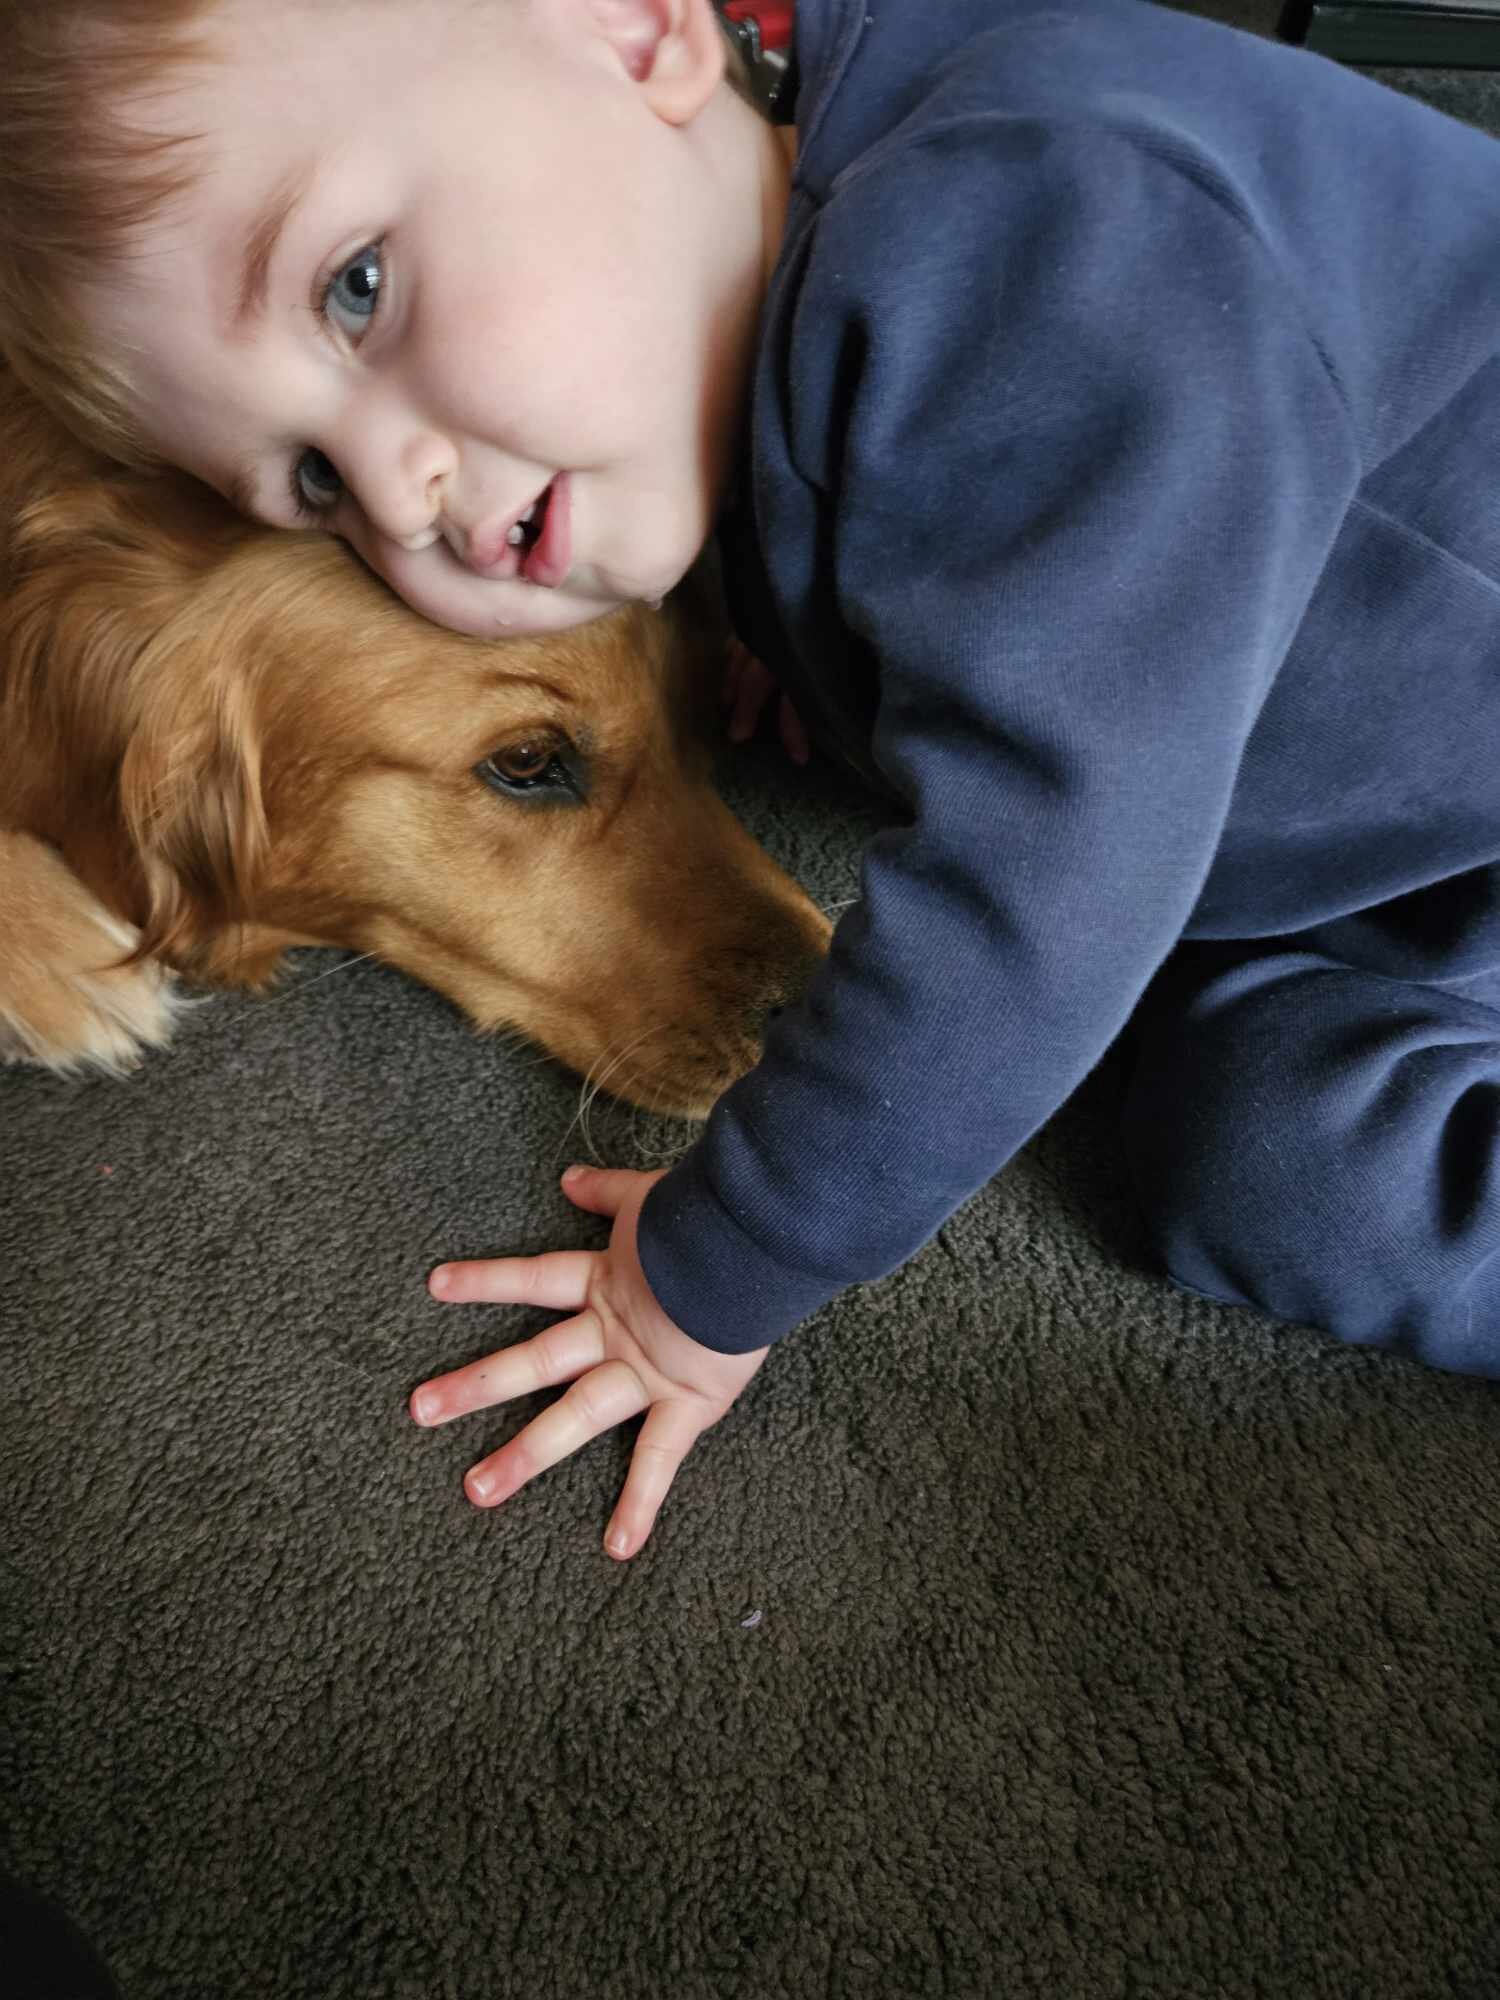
left=5, top=8, right=1500, bottom=1997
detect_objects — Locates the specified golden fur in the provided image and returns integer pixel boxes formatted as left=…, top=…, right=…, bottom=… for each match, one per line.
left=0, top=368, right=829, bottom=1116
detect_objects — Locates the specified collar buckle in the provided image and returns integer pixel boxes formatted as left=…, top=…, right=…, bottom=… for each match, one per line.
left=715, top=3, right=798, bottom=123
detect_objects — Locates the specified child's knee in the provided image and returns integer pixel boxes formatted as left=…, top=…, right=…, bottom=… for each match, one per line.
left=1132, top=1131, right=1498, bottom=1374
left=1122, top=954, right=1500, bottom=1375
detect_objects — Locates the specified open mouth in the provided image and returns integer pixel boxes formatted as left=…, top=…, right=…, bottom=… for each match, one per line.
left=518, top=474, right=570, bottom=589
left=508, top=483, right=551, bottom=557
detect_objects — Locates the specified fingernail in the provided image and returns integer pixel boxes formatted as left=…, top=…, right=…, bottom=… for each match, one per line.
left=468, top=1472, right=496, bottom=1504
left=605, top=1526, right=629, bottom=1557
left=411, top=1391, right=440, bottom=1425
left=562, top=1164, right=587, bottom=1184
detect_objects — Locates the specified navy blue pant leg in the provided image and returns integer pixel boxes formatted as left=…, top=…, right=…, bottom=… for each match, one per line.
left=1121, top=944, right=1500, bottom=1375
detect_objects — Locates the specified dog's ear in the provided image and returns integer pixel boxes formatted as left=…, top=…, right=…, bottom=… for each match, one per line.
left=116, top=623, right=276, bottom=979
left=6, top=475, right=281, bottom=983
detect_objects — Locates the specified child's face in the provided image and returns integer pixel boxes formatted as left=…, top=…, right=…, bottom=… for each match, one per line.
left=93, top=0, right=776, bottom=635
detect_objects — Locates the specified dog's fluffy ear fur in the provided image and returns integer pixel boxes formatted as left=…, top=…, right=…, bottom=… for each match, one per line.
left=3, top=474, right=277, bottom=982
left=116, top=643, right=271, bottom=975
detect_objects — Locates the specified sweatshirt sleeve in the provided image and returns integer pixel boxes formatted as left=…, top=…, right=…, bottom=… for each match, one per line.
left=637, top=117, right=1363, bottom=1353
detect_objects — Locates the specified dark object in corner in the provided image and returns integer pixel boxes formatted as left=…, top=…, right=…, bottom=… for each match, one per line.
left=1281, top=0, right=1500, bottom=67
left=0, top=1872, right=123, bottom=2000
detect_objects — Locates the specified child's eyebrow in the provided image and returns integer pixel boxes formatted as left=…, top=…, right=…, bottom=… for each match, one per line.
left=230, top=162, right=316, bottom=333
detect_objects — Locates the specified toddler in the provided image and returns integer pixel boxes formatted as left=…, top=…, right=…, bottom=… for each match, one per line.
left=5, top=0, right=1499, bottom=1558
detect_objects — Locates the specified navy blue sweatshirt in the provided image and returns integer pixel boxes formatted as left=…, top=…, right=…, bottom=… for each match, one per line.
left=636, top=0, right=1500, bottom=1351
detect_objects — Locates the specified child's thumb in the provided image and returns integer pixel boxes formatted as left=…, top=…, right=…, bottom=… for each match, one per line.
left=560, top=1163, right=663, bottom=1217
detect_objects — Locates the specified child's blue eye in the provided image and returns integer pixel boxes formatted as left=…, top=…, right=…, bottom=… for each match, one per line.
left=323, top=242, right=383, bottom=339
left=293, top=447, right=343, bottom=515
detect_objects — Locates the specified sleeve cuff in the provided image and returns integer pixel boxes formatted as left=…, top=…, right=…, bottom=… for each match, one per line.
left=637, top=1150, right=842, bottom=1354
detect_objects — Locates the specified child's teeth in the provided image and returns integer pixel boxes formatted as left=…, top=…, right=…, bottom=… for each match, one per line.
left=507, top=500, right=541, bottom=549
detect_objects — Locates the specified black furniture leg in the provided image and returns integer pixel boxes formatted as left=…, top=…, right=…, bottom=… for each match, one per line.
left=1282, top=0, right=1500, bottom=66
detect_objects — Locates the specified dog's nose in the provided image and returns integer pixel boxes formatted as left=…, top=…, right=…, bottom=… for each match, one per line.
left=757, top=949, right=825, bottom=1036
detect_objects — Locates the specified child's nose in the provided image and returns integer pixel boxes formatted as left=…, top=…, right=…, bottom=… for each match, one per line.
left=339, top=422, right=456, bottom=546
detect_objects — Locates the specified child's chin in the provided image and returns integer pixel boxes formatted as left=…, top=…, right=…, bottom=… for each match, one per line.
left=495, top=579, right=639, bottom=638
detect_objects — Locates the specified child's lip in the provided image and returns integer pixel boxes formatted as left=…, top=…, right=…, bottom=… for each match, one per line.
left=454, top=525, right=519, bottom=580
left=521, top=474, right=570, bottom=589
left=462, top=481, right=556, bottom=579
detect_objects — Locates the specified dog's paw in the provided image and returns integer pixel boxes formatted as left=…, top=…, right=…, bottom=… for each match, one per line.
left=0, top=832, right=186, bottom=1074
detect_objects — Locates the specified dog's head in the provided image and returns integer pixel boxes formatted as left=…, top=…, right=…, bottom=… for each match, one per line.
left=1, top=407, right=829, bottom=1115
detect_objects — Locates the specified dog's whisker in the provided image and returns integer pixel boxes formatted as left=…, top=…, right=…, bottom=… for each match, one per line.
left=187, top=950, right=384, bottom=1047
left=624, top=1093, right=660, bottom=1172
left=253, top=949, right=381, bottom=1009
left=557, top=1025, right=669, bottom=1168
left=558, top=1053, right=612, bottom=1166
left=592, top=1026, right=663, bottom=1100
left=611, top=1056, right=698, bottom=1171
left=575, top=1042, right=641, bottom=1158
left=485, top=1023, right=536, bottom=1061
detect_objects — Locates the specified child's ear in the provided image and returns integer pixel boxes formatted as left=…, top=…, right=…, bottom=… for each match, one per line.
left=585, top=0, right=725, bottom=123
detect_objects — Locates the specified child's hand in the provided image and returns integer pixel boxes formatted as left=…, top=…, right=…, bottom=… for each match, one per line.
left=409, top=1165, right=768, bottom=1559
left=723, top=637, right=811, bottom=764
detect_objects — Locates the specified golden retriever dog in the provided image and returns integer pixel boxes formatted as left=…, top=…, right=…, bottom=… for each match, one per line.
left=0, top=368, right=829, bottom=1115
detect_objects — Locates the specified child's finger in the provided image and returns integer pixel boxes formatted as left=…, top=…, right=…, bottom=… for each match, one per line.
left=778, top=695, right=811, bottom=765
left=559, top=1162, right=661, bottom=1217
left=727, top=649, right=775, bottom=743
left=464, top=1358, right=650, bottom=1507
left=603, top=1401, right=705, bottom=1559
left=409, top=1310, right=606, bottom=1426
left=721, top=636, right=750, bottom=707
left=429, top=1248, right=597, bottom=1309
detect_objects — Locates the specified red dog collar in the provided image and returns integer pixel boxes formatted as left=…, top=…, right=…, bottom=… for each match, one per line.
left=715, top=1, right=797, bottom=120
left=721, top=2, right=794, bottom=50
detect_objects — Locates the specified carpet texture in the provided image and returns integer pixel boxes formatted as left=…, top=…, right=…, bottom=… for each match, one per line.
left=4, top=8, right=1499, bottom=1996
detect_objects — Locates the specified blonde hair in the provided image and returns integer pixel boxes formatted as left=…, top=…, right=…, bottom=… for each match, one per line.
left=0, top=0, right=213, bottom=464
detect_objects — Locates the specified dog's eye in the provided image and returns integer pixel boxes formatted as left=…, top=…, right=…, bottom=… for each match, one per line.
left=491, top=743, right=552, bottom=783
left=477, top=739, right=582, bottom=803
